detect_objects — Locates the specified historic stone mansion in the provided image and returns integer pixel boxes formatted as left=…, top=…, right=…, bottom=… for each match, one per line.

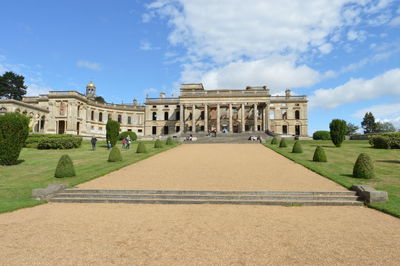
left=0, top=82, right=308, bottom=137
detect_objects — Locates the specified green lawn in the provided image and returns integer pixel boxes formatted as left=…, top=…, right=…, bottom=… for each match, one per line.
left=264, top=140, right=400, bottom=218
left=0, top=140, right=179, bottom=214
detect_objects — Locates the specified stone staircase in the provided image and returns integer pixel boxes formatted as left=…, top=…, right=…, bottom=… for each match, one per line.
left=181, top=132, right=272, bottom=144
left=49, top=189, right=363, bottom=206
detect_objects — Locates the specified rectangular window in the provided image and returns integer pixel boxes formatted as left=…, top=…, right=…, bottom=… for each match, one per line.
left=152, top=126, right=157, bottom=135
left=152, top=105, right=157, bottom=108
left=138, top=129, right=143, bottom=133
left=127, top=129, right=132, bottom=132
left=128, top=116, right=132, bottom=124
left=164, top=105, right=169, bottom=108
left=176, top=126, right=180, bottom=132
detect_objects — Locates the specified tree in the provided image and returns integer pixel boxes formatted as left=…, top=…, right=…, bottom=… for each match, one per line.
left=375, top=121, right=396, bottom=133
left=106, top=120, right=120, bottom=147
left=0, top=72, right=28, bottom=100
left=94, top=96, right=106, bottom=103
left=346, top=122, right=359, bottom=135
left=329, top=119, right=346, bottom=147
left=361, top=112, right=376, bottom=134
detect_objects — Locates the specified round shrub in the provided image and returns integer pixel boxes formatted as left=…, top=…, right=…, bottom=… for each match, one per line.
left=292, top=141, right=303, bottom=153
left=0, top=112, right=30, bottom=165
left=271, top=137, right=278, bottom=145
left=166, top=137, right=174, bottom=145
left=313, top=146, right=327, bottom=162
left=136, top=142, right=147, bottom=153
left=313, top=131, right=331, bottom=140
left=353, top=153, right=374, bottom=179
left=108, top=146, right=122, bottom=162
left=154, top=139, right=163, bottom=148
left=54, top=154, right=76, bottom=178
left=118, top=131, right=137, bottom=141
left=329, top=119, right=347, bottom=147
left=279, top=138, right=287, bottom=148
left=106, top=120, right=120, bottom=147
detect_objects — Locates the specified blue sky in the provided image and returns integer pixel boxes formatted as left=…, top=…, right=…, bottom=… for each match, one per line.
left=1, top=0, right=400, bottom=134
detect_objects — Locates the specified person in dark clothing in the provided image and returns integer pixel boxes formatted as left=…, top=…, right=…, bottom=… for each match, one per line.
left=91, top=136, right=97, bottom=151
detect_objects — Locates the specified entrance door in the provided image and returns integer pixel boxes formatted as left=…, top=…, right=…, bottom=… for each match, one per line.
left=58, top=121, right=66, bottom=134
left=233, top=125, right=239, bottom=133
left=163, top=126, right=169, bottom=135
left=282, top=125, right=288, bottom=134
left=295, top=125, right=300, bottom=136
left=77, top=122, right=80, bottom=135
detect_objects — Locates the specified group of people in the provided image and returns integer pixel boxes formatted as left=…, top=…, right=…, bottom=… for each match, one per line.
left=90, top=135, right=132, bottom=151
left=121, top=135, right=132, bottom=149
left=248, top=135, right=263, bottom=143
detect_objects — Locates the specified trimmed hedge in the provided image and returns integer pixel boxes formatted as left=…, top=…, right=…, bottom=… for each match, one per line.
left=279, top=138, right=287, bottom=148
left=329, top=119, right=347, bottom=147
left=154, top=139, right=163, bottom=148
left=136, top=142, right=147, bottom=153
left=106, top=120, right=120, bottom=147
left=37, top=137, right=82, bottom=149
left=353, top=153, right=374, bottom=179
left=369, top=132, right=400, bottom=149
left=25, top=134, right=74, bottom=148
left=313, top=146, right=327, bottom=162
left=166, top=137, right=174, bottom=145
left=292, top=141, right=303, bottom=153
left=118, top=131, right=137, bottom=141
left=0, top=112, right=30, bottom=165
left=108, top=146, right=122, bottom=162
left=313, top=130, right=331, bottom=140
left=54, top=154, right=76, bottom=178
left=271, top=137, right=278, bottom=145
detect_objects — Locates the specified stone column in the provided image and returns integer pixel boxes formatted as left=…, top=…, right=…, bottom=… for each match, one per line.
left=229, top=104, right=233, bottom=133
left=217, top=104, right=221, bottom=133
left=241, top=103, right=245, bottom=132
left=204, top=104, right=208, bottom=132
left=192, top=104, right=196, bottom=132
left=266, top=103, right=270, bottom=132
left=262, top=105, right=267, bottom=131
left=254, top=103, right=258, bottom=131
left=180, top=104, right=184, bottom=133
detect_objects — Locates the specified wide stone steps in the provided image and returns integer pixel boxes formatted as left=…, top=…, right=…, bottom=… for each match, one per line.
left=49, top=189, right=363, bottom=206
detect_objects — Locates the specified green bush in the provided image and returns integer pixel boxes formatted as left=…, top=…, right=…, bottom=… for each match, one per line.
left=54, top=154, right=76, bottom=178
left=369, top=132, right=400, bottom=149
left=25, top=134, right=75, bottom=148
left=313, top=146, right=327, bottom=162
left=271, top=137, right=278, bottom=145
left=312, top=131, right=331, bottom=140
left=106, top=120, right=120, bottom=147
left=154, top=139, right=163, bottom=148
left=166, top=137, right=174, bottom=145
left=329, top=119, right=347, bottom=147
left=37, top=137, right=82, bottom=149
left=118, top=131, right=137, bottom=141
left=292, top=141, right=303, bottom=153
left=353, top=153, right=374, bottom=179
left=0, top=112, right=30, bottom=165
left=136, top=142, right=147, bottom=153
left=279, top=138, right=287, bottom=148
left=108, top=146, right=122, bottom=162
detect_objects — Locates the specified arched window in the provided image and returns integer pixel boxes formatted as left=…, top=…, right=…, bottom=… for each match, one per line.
left=282, top=110, right=287, bottom=120
left=77, top=105, right=80, bottom=117
left=152, top=112, right=157, bottom=121
left=40, top=116, right=45, bottom=130
left=200, top=111, right=204, bottom=120
left=118, top=115, right=122, bottom=123
left=91, top=110, right=94, bottom=120
left=295, top=110, right=300, bottom=120
left=99, top=112, right=103, bottom=122
left=176, top=111, right=180, bottom=120
left=164, top=112, right=169, bottom=121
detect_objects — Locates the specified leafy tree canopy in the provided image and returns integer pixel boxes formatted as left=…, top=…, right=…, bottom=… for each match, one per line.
left=375, top=121, right=396, bottom=133
left=0, top=72, right=27, bottom=100
left=346, top=122, right=359, bottom=135
left=361, top=112, right=376, bottom=134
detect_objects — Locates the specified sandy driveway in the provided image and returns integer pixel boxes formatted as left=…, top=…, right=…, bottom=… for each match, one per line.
left=1, top=144, right=399, bottom=265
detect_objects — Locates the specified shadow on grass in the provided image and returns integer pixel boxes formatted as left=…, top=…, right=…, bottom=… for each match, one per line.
left=376, top=160, right=400, bottom=164
left=309, top=144, right=336, bottom=148
left=1, top=159, right=26, bottom=166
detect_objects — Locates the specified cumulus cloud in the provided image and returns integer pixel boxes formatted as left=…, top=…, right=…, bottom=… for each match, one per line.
left=310, top=68, right=400, bottom=108
left=139, top=40, right=160, bottom=51
left=26, top=83, right=50, bottom=96
left=77, top=60, right=102, bottom=71
left=353, top=102, right=400, bottom=128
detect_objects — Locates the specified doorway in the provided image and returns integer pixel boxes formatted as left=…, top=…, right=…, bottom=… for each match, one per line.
left=58, top=121, right=66, bottom=134
left=295, top=125, right=301, bottom=136
left=77, top=122, right=80, bottom=135
left=282, top=125, right=288, bottom=134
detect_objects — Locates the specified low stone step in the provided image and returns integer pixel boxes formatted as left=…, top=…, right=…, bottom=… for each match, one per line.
left=52, top=193, right=360, bottom=201
left=49, top=198, right=363, bottom=206
left=60, top=189, right=357, bottom=196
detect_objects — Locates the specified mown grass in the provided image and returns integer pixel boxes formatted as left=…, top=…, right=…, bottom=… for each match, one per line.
left=264, top=139, right=400, bottom=218
left=0, top=140, right=179, bottom=214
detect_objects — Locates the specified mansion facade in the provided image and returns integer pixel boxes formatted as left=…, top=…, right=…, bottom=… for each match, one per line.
left=0, top=82, right=308, bottom=137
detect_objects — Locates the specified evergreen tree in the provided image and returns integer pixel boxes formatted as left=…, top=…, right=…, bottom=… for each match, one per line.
left=346, top=122, right=359, bottom=135
left=0, top=72, right=28, bottom=100
left=106, top=120, right=120, bottom=147
left=329, top=119, right=346, bottom=147
left=361, top=112, right=376, bottom=134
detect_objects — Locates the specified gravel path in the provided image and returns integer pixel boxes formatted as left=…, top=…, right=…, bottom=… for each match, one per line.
left=1, top=144, right=399, bottom=265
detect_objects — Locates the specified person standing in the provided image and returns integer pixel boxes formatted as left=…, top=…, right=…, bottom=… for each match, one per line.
left=91, top=136, right=97, bottom=151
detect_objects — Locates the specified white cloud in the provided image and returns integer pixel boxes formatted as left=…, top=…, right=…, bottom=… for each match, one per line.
left=347, top=30, right=367, bottom=41
left=310, top=68, right=400, bottom=108
left=76, top=60, right=102, bottom=71
left=139, top=40, right=160, bottom=51
left=143, top=88, right=158, bottom=97
left=352, top=102, right=400, bottom=128
left=389, top=16, right=400, bottom=26
left=26, top=83, right=50, bottom=96
left=319, top=43, right=333, bottom=54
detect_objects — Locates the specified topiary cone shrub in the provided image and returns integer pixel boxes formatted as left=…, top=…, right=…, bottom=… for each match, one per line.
left=106, top=120, right=120, bottom=147
left=292, top=141, right=303, bottom=153
left=313, top=146, right=327, bottom=162
left=136, top=142, right=147, bottom=153
left=166, top=137, right=174, bottom=145
left=279, top=138, right=287, bottom=148
left=0, top=112, right=30, bottom=165
left=329, top=119, right=346, bottom=147
left=271, top=137, right=278, bottom=145
left=108, top=146, right=122, bottom=162
left=54, top=154, right=76, bottom=178
left=154, top=139, right=163, bottom=148
left=353, top=153, right=374, bottom=179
